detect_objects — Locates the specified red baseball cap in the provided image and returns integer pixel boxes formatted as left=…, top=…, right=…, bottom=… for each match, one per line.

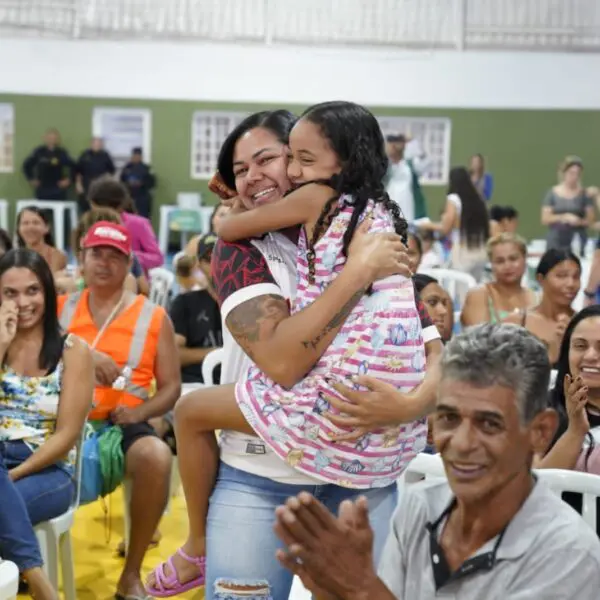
left=82, top=221, right=132, bottom=256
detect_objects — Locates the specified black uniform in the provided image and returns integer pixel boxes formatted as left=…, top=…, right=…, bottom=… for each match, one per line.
left=120, top=161, right=156, bottom=219
left=22, top=145, right=74, bottom=200
left=75, top=148, right=116, bottom=212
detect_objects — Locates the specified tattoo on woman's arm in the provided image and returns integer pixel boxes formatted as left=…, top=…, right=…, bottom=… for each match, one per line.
left=301, top=287, right=367, bottom=350
left=226, top=294, right=289, bottom=358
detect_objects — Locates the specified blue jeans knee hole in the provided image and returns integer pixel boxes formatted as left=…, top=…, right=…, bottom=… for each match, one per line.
left=214, top=578, right=272, bottom=599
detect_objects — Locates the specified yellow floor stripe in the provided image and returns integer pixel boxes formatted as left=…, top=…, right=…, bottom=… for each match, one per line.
left=20, top=488, right=202, bottom=599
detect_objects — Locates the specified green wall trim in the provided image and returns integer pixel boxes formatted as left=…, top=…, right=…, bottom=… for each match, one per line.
left=1, top=93, right=599, bottom=239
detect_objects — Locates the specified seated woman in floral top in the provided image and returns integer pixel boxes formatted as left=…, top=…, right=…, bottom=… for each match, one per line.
left=0, top=249, right=93, bottom=600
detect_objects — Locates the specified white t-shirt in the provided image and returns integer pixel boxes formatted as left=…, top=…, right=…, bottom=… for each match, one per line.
left=446, top=193, right=462, bottom=247
left=212, top=231, right=440, bottom=484
left=386, top=160, right=414, bottom=224
left=215, top=232, right=317, bottom=483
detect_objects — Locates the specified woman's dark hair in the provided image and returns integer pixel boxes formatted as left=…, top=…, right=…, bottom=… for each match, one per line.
left=549, top=305, right=600, bottom=468
left=16, top=207, right=54, bottom=248
left=217, top=110, right=297, bottom=190
left=469, top=153, right=485, bottom=174
left=0, top=229, right=13, bottom=256
left=0, top=249, right=63, bottom=371
left=448, top=166, right=489, bottom=249
left=413, top=273, right=438, bottom=295
left=489, top=205, right=505, bottom=221
left=299, top=101, right=408, bottom=276
left=536, top=248, right=581, bottom=278
left=490, top=205, right=519, bottom=222
left=88, top=176, right=131, bottom=212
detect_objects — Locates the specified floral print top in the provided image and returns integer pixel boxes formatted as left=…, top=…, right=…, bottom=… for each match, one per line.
left=0, top=335, right=75, bottom=470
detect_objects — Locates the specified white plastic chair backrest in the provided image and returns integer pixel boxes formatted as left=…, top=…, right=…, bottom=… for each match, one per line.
left=419, top=268, right=476, bottom=310
left=549, top=369, right=558, bottom=390
left=177, top=193, right=201, bottom=209
left=405, top=454, right=600, bottom=533
left=202, top=348, right=224, bottom=386
left=404, top=453, right=446, bottom=484
left=0, top=560, right=18, bottom=600
left=527, top=239, right=547, bottom=257
left=572, top=258, right=591, bottom=313
left=536, top=469, right=600, bottom=532
left=149, top=267, right=175, bottom=307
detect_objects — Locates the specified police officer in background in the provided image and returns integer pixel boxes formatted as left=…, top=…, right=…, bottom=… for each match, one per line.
left=22, top=128, right=74, bottom=200
left=120, top=147, right=156, bottom=219
left=75, top=136, right=115, bottom=214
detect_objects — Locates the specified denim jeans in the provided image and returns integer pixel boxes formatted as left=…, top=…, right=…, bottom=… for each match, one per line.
left=0, top=441, right=75, bottom=570
left=205, top=461, right=398, bottom=600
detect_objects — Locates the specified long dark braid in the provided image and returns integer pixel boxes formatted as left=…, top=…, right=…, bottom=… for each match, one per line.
left=307, top=194, right=341, bottom=283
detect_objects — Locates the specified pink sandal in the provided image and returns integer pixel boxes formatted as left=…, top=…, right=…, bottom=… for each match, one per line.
left=144, top=548, right=206, bottom=598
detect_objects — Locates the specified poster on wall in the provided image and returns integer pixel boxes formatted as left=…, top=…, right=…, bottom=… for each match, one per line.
left=376, top=116, right=452, bottom=185
left=92, top=107, right=152, bottom=170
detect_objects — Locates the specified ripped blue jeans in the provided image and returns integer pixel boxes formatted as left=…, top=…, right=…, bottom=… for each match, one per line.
left=0, top=441, right=74, bottom=571
left=205, top=461, right=397, bottom=600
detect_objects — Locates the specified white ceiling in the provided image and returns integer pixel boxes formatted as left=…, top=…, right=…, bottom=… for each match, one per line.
left=0, top=0, right=598, bottom=52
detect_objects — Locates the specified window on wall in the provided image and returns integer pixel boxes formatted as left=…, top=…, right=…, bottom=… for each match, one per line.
left=92, top=107, right=152, bottom=170
left=191, top=111, right=248, bottom=179
left=377, top=116, right=452, bottom=185
left=0, top=103, right=14, bottom=174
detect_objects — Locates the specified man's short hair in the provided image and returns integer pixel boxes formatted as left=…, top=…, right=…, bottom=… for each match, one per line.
left=441, top=323, right=550, bottom=423
left=88, top=176, right=130, bottom=212
left=386, top=133, right=406, bottom=144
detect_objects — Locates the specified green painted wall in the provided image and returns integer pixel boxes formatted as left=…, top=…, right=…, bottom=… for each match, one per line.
left=1, top=93, right=599, bottom=240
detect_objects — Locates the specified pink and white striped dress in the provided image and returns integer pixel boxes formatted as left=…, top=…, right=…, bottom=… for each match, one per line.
left=235, top=197, right=427, bottom=488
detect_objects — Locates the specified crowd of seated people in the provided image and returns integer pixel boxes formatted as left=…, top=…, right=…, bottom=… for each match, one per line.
left=3, top=117, right=600, bottom=600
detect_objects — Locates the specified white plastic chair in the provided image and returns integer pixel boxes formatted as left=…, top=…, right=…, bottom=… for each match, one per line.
left=537, top=469, right=600, bottom=531
left=402, top=453, right=600, bottom=533
left=34, top=428, right=85, bottom=600
left=420, top=268, right=477, bottom=310
left=402, top=452, right=446, bottom=485
left=549, top=369, right=558, bottom=390
left=572, top=258, right=591, bottom=312
left=201, top=348, right=224, bottom=386
left=177, top=193, right=202, bottom=209
left=0, top=560, right=18, bottom=600
left=527, top=239, right=547, bottom=258
left=148, top=267, right=175, bottom=308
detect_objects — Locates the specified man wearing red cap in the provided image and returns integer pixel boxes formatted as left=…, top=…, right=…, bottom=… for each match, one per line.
left=57, top=221, right=181, bottom=600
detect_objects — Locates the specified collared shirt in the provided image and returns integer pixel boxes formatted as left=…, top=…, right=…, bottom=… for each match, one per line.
left=379, top=479, right=600, bottom=599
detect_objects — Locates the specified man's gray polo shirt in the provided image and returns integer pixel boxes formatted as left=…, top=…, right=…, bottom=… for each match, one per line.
left=379, top=478, right=600, bottom=599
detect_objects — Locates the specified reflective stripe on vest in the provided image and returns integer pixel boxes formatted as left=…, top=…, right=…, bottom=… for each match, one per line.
left=121, top=299, right=156, bottom=401
left=59, top=291, right=82, bottom=331
left=60, top=293, right=157, bottom=402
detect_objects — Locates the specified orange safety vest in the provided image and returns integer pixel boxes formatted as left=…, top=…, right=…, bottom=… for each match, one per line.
left=57, top=290, right=165, bottom=420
